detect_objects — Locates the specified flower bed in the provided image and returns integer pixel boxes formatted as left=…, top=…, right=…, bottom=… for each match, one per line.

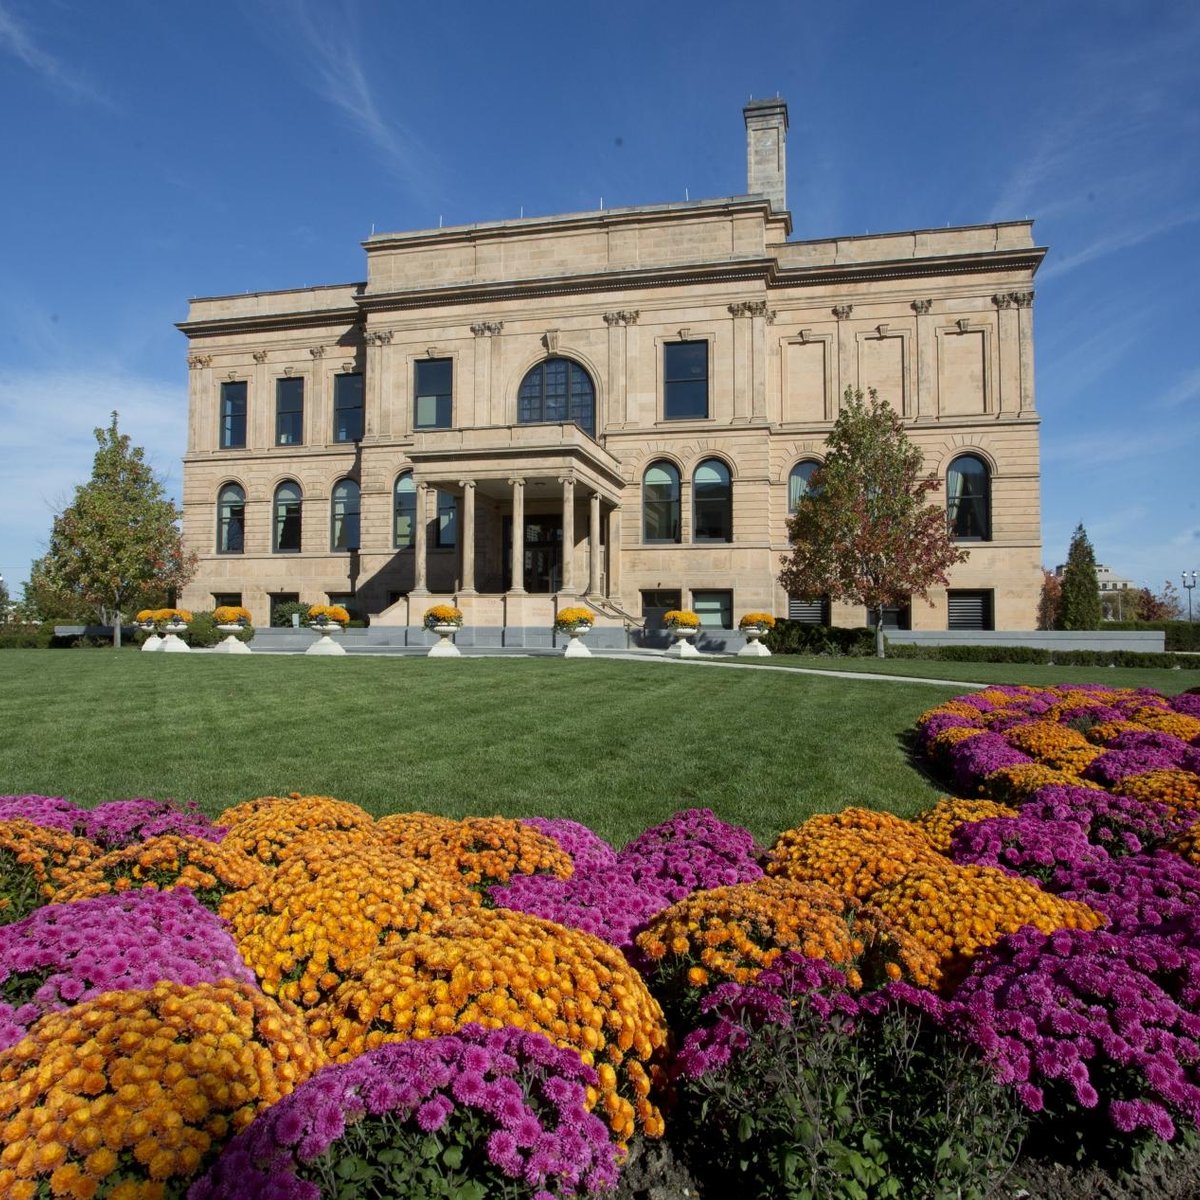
left=4, top=685, right=1200, bottom=1195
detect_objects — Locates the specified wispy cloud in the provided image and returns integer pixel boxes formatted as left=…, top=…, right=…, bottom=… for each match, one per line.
left=1042, top=420, right=1199, bottom=471
left=0, top=369, right=186, bottom=588
left=263, top=0, right=441, bottom=204
left=1038, top=209, right=1200, bottom=282
left=0, top=2, right=114, bottom=107
left=1153, top=365, right=1200, bottom=412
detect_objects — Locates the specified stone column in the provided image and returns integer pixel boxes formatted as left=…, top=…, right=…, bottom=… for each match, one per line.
left=911, top=300, right=934, bottom=420
left=509, top=477, right=526, bottom=594
left=412, top=482, right=429, bottom=595
left=833, top=305, right=854, bottom=415
left=365, top=330, right=392, bottom=438
left=559, top=475, right=576, bottom=594
left=607, top=505, right=622, bottom=602
left=186, top=354, right=213, bottom=452
left=458, top=480, right=476, bottom=594
left=588, top=491, right=602, bottom=595
left=1014, top=291, right=1036, bottom=415
left=309, top=346, right=327, bottom=444
left=252, top=350, right=269, bottom=448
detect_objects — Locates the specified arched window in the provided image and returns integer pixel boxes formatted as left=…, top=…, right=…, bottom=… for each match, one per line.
left=788, top=460, right=822, bottom=512
left=331, top=479, right=361, bottom=551
left=693, top=459, right=732, bottom=542
left=216, top=483, right=245, bottom=554
left=643, top=461, right=680, bottom=543
left=517, top=358, right=595, bottom=437
left=393, top=472, right=416, bottom=549
left=273, top=481, right=301, bottom=553
left=947, top=454, right=991, bottom=540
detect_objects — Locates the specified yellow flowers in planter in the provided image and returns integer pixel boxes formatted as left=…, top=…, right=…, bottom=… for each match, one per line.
left=423, top=604, right=463, bottom=628
left=766, top=808, right=944, bottom=901
left=0, top=980, right=323, bottom=1198
left=221, top=832, right=480, bottom=1008
left=554, top=606, right=594, bottom=632
left=636, top=875, right=938, bottom=992
left=737, top=612, right=776, bottom=631
left=312, top=908, right=668, bottom=1142
left=306, top=604, right=349, bottom=624
left=375, top=813, right=574, bottom=890
left=220, top=794, right=378, bottom=867
left=661, top=610, right=700, bottom=629
left=134, top=608, right=193, bottom=625
left=52, top=834, right=269, bottom=909
left=912, top=797, right=1019, bottom=852
left=212, top=605, right=251, bottom=624
left=872, top=861, right=1104, bottom=993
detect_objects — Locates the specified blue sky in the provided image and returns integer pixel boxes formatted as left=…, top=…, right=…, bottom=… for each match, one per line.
left=1, top=1, right=1197, bottom=601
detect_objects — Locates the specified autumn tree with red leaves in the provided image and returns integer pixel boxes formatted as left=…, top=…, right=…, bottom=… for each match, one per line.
left=778, top=388, right=967, bottom=657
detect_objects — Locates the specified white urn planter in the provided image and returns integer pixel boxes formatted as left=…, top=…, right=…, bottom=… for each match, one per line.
left=306, top=623, right=346, bottom=656
left=160, top=623, right=190, bottom=653
left=427, top=623, right=462, bottom=657
left=562, top=623, right=593, bottom=658
left=139, top=624, right=163, bottom=652
left=738, top=626, right=772, bottom=657
left=214, top=624, right=253, bottom=654
left=666, top=625, right=701, bottom=658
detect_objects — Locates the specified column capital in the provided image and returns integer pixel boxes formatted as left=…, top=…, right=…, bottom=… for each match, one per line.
left=471, top=320, right=504, bottom=338
left=832, top=304, right=853, bottom=320
left=507, top=476, right=525, bottom=489
left=187, top=354, right=212, bottom=369
left=457, top=479, right=476, bottom=491
left=911, top=298, right=933, bottom=315
left=557, top=473, right=576, bottom=486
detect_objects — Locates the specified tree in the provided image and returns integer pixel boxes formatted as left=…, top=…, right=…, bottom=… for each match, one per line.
left=38, top=412, right=196, bottom=647
left=778, top=387, right=967, bottom=657
left=1036, top=568, right=1062, bottom=630
left=1056, top=524, right=1102, bottom=631
left=1134, top=581, right=1184, bottom=622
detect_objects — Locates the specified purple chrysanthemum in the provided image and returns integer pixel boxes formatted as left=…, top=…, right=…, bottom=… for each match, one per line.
left=1048, top=850, right=1200, bottom=934
left=1019, top=784, right=1193, bottom=856
left=948, top=816, right=1110, bottom=884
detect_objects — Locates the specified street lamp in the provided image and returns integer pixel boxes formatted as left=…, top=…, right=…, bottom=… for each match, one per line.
left=1184, top=571, right=1197, bottom=623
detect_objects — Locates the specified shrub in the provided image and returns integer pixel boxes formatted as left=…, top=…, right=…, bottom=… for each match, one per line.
left=185, top=610, right=254, bottom=648
left=271, top=600, right=310, bottom=627
left=190, top=1025, right=623, bottom=1200
left=0, top=623, right=53, bottom=649
left=0, top=980, right=324, bottom=1198
left=764, top=620, right=875, bottom=656
left=672, top=956, right=1027, bottom=1200
left=312, top=908, right=669, bottom=1142
left=0, top=890, right=255, bottom=1051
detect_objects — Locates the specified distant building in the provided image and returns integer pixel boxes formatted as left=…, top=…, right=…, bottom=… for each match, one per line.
left=178, top=98, right=1045, bottom=640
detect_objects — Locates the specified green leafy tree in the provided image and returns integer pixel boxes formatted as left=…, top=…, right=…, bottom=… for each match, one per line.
left=778, top=387, right=967, bottom=657
left=1056, top=524, right=1102, bottom=631
left=1135, top=580, right=1184, bottom=622
left=38, top=412, right=196, bottom=647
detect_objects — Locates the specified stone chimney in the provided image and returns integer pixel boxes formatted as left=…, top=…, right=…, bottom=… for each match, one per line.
left=743, top=97, right=788, bottom=215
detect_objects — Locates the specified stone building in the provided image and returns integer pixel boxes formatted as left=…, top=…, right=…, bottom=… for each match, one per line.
left=178, top=97, right=1045, bottom=642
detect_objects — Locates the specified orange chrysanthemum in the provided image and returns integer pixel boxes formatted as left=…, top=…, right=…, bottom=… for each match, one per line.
left=0, top=820, right=100, bottom=923
left=219, top=794, right=378, bottom=866
left=913, top=797, right=1020, bottom=852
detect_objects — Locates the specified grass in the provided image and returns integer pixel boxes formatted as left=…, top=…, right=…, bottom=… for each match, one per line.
left=0, top=650, right=1192, bottom=847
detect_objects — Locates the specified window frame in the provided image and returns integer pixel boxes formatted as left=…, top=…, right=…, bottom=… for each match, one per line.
left=393, top=472, right=416, bottom=549
left=663, top=340, right=709, bottom=421
left=642, top=461, right=681, bottom=544
left=413, top=358, right=453, bottom=430
left=219, top=381, right=247, bottom=449
left=435, top=489, right=457, bottom=549
left=516, top=358, right=596, bottom=437
left=692, top=458, right=733, bottom=543
left=788, top=459, right=823, bottom=513
left=216, top=483, right=246, bottom=554
left=330, top=478, right=361, bottom=551
left=692, top=590, right=733, bottom=629
left=332, top=373, right=364, bottom=444
left=275, top=377, right=304, bottom=446
left=273, top=480, right=302, bottom=554
left=947, top=454, right=992, bottom=541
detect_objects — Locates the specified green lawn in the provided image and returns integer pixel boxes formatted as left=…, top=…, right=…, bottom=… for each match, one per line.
left=0, top=650, right=1190, bottom=847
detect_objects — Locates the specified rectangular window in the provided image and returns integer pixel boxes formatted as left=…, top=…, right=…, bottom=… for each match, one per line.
left=641, top=589, right=682, bottom=631
left=220, top=381, right=247, bottom=448
left=333, top=373, right=364, bottom=442
left=414, top=359, right=453, bottom=429
left=275, top=378, right=304, bottom=445
left=435, top=489, right=457, bottom=549
left=692, top=590, right=733, bottom=629
left=948, top=590, right=994, bottom=631
left=867, top=603, right=911, bottom=630
left=327, top=592, right=357, bottom=622
left=664, top=341, right=709, bottom=420
left=212, top=593, right=242, bottom=609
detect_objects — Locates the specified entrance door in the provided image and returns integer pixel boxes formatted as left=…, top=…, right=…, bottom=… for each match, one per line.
left=502, top=516, right=563, bottom=592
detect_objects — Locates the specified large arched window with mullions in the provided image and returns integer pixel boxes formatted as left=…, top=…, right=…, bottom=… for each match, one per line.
left=517, top=358, right=595, bottom=437
left=947, top=454, right=991, bottom=540
left=643, top=461, right=681, bottom=543
left=788, top=460, right=822, bottom=512
left=273, top=481, right=302, bottom=553
left=216, top=483, right=245, bottom=554
left=330, top=479, right=361, bottom=551
left=693, top=458, right=732, bottom=542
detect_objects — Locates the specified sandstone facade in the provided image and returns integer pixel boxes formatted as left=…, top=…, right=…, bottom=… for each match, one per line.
left=178, top=98, right=1045, bottom=634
